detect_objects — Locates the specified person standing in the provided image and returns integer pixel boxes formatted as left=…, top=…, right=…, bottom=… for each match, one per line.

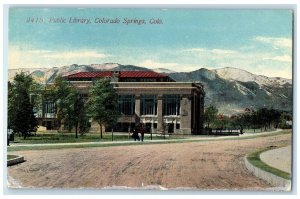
left=132, top=128, right=140, bottom=141
left=140, top=124, right=145, bottom=142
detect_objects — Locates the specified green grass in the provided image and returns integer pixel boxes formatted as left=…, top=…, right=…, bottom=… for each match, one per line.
left=12, top=132, right=177, bottom=144
left=244, top=128, right=273, bottom=133
left=13, top=133, right=123, bottom=144
left=8, top=129, right=292, bottom=152
left=247, top=147, right=291, bottom=180
left=7, top=155, right=18, bottom=160
left=237, top=129, right=291, bottom=139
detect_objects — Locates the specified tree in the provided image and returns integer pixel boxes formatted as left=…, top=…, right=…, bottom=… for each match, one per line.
left=52, top=76, right=90, bottom=138
left=204, top=105, right=218, bottom=128
left=88, top=78, right=120, bottom=139
left=269, top=109, right=281, bottom=128
left=8, top=72, right=38, bottom=139
left=69, top=91, right=90, bottom=138
left=248, top=108, right=282, bottom=131
left=78, top=102, right=91, bottom=135
left=235, top=114, right=249, bottom=134
left=278, top=111, right=292, bottom=129
left=53, top=76, right=73, bottom=129
left=8, top=81, right=13, bottom=130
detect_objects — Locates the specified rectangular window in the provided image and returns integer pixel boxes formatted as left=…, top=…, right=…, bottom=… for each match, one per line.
left=45, top=101, right=55, bottom=114
left=140, top=78, right=156, bottom=82
left=118, top=95, right=135, bottom=115
left=122, top=78, right=137, bottom=82
left=44, top=100, right=56, bottom=118
left=163, top=95, right=180, bottom=116
left=141, top=95, right=157, bottom=115
left=79, top=93, right=88, bottom=102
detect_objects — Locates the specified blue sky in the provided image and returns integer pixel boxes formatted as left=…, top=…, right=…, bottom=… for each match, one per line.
left=9, top=8, right=293, bottom=78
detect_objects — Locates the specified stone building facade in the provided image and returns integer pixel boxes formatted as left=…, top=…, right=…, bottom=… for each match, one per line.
left=41, top=71, right=205, bottom=134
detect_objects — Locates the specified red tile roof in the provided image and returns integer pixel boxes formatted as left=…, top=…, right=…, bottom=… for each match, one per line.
left=65, top=71, right=167, bottom=79
left=65, top=71, right=113, bottom=78
left=119, top=71, right=166, bottom=78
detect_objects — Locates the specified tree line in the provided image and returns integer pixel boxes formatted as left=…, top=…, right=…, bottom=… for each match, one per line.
left=8, top=72, right=120, bottom=139
left=204, top=105, right=292, bottom=133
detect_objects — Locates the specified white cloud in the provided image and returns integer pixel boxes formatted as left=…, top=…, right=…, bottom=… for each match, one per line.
left=254, top=36, right=292, bottom=49
left=263, top=55, right=292, bottom=63
left=181, top=46, right=292, bottom=79
left=137, top=59, right=202, bottom=73
left=8, top=43, right=293, bottom=79
left=40, top=51, right=108, bottom=59
left=9, top=46, right=109, bottom=69
left=138, top=60, right=179, bottom=69
left=183, top=48, right=238, bottom=54
left=27, top=50, right=53, bottom=53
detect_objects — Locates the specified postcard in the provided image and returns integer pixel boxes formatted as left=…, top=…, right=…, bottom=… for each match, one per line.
left=6, top=7, right=293, bottom=192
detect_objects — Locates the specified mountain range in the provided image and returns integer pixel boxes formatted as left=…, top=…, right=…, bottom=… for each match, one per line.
left=8, top=63, right=292, bottom=114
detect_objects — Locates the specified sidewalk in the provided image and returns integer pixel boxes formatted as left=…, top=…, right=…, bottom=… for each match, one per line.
left=260, top=145, right=292, bottom=174
left=8, top=129, right=284, bottom=148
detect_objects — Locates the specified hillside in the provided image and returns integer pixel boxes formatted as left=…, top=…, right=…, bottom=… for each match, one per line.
left=169, top=68, right=292, bottom=114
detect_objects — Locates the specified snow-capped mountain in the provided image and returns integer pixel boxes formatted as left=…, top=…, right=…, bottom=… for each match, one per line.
left=213, top=67, right=292, bottom=86
left=8, top=64, right=292, bottom=114
left=8, top=68, right=47, bottom=82
left=8, top=63, right=151, bottom=83
left=90, top=63, right=120, bottom=70
left=152, top=68, right=176, bottom=74
left=169, top=68, right=292, bottom=114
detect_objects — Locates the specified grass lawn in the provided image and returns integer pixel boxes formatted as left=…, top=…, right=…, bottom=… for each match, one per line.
left=7, top=155, right=18, bottom=160
left=7, top=129, right=292, bottom=152
left=12, top=132, right=181, bottom=144
left=247, top=147, right=291, bottom=180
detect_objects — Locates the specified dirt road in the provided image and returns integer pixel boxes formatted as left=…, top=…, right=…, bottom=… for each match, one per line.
left=7, top=132, right=291, bottom=190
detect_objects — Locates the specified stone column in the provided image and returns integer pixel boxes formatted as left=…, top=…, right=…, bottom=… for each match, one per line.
left=193, top=94, right=196, bottom=133
left=135, top=94, right=141, bottom=116
left=151, top=118, right=154, bottom=133
left=174, top=118, right=177, bottom=134
left=180, top=95, right=191, bottom=134
left=134, top=94, right=141, bottom=125
left=199, top=95, right=205, bottom=132
left=157, top=95, right=163, bottom=132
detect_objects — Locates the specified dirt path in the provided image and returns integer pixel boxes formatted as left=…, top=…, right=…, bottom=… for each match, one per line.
left=7, top=132, right=291, bottom=190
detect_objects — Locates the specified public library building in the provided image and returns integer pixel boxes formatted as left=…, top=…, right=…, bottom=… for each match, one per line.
left=41, top=71, right=205, bottom=134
